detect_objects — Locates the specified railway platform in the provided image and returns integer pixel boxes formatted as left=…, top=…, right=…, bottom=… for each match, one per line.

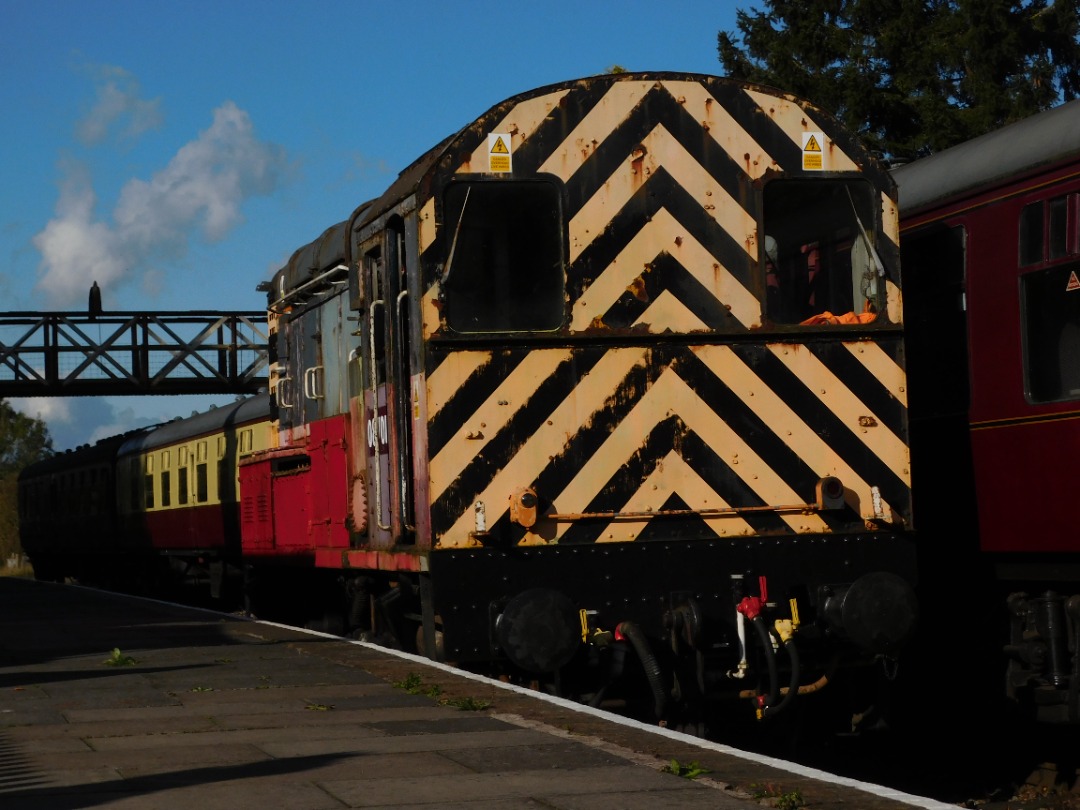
left=0, top=577, right=955, bottom=810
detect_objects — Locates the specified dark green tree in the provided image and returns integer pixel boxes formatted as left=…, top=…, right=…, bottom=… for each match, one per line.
left=0, top=400, right=52, bottom=563
left=0, top=400, right=52, bottom=477
left=718, top=0, right=1080, bottom=160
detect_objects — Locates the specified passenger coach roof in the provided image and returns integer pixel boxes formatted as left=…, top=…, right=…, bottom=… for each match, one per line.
left=892, top=99, right=1080, bottom=215
left=119, top=394, right=271, bottom=455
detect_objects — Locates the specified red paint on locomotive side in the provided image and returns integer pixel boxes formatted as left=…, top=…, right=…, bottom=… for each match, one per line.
left=240, top=413, right=352, bottom=557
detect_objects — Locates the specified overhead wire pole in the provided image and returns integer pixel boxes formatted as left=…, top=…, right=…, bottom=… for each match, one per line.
left=0, top=311, right=269, bottom=397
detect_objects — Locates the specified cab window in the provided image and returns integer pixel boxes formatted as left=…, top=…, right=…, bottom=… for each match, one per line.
left=763, top=179, right=883, bottom=325
left=441, top=180, right=565, bottom=333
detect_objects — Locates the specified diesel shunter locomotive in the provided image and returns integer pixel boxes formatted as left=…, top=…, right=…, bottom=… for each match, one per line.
left=22, top=72, right=918, bottom=727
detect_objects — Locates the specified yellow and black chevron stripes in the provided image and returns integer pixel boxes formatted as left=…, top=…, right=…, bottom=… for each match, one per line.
left=422, top=76, right=894, bottom=339
left=415, top=74, right=906, bottom=549
left=426, top=340, right=910, bottom=549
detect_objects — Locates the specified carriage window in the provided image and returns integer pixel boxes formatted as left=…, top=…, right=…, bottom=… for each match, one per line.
left=196, top=463, right=208, bottom=502
left=1020, top=202, right=1044, bottom=266
left=441, top=180, right=565, bottom=333
left=218, top=459, right=230, bottom=500
left=1022, top=263, right=1080, bottom=402
left=1022, top=194, right=1079, bottom=265
left=1050, top=197, right=1069, bottom=260
left=763, top=179, right=883, bottom=325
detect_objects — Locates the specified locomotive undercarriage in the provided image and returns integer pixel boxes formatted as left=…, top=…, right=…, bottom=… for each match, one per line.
left=258, top=535, right=919, bottom=731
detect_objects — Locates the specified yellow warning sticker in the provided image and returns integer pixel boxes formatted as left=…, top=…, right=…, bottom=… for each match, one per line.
left=802, top=131, right=824, bottom=171
left=1067, top=271, right=1080, bottom=292
left=488, top=133, right=512, bottom=173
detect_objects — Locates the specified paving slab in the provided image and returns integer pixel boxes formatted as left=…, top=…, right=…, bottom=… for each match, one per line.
left=0, top=577, right=954, bottom=810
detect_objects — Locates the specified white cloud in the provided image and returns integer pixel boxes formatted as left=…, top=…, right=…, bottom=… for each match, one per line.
left=31, top=161, right=131, bottom=301
left=8, top=395, right=191, bottom=452
left=76, top=65, right=163, bottom=145
left=33, top=101, right=287, bottom=308
left=9, top=397, right=74, bottom=427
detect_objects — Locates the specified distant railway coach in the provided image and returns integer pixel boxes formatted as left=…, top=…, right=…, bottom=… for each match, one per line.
left=894, top=99, right=1080, bottom=722
left=20, top=395, right=270, bottom=592
left=22, top=73, right=919, bottom=729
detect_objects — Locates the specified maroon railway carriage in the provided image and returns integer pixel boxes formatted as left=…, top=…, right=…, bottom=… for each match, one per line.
left=18, top=430, right=147, bottom=584
left=894, top=99, right=1080, bottom=722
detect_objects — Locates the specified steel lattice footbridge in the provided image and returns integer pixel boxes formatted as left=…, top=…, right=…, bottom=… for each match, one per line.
left=0, top=311, right=268, bottom=396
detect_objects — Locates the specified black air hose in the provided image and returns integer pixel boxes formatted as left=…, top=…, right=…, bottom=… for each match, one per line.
left=617, top=621, right=668, bottom=722
left=762, top=635, right=801, bottom=719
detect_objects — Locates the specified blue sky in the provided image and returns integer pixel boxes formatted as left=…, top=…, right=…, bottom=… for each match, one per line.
left=1, top=0, right=745, bottom=450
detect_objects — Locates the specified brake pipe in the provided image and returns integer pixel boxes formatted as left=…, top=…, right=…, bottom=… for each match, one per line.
left=760, top=613, right=801, bottom=719
left=615, top=621, right=668, bottom=722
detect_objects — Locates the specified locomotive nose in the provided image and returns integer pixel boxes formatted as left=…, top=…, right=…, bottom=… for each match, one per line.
left=823, top=572, right=918, bottom=655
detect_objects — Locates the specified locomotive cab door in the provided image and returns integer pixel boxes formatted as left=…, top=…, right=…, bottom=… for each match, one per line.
left=360, top=218, right=416, bottom=547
